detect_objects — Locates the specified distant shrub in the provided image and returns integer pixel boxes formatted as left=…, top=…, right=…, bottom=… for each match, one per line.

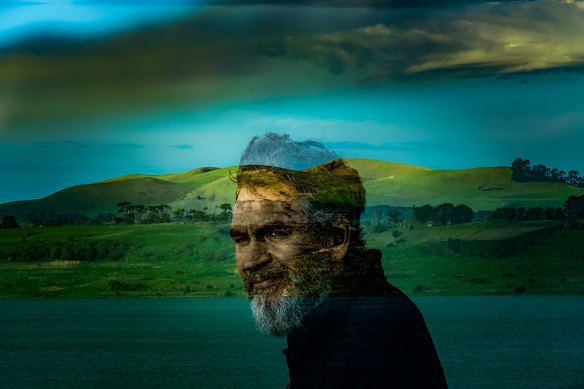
left=413, top=285, right=432, bottom=293
left=373, top=224, right=389, bottom=233
left=515, top=285, right=527, bottom=293
left=391, top=230, right=402, bottom=238
left=108, top=280, right=147, bottom=292
left=470, top=278, right=492, bottom=285
left=446, top=239, right=463, bottom=254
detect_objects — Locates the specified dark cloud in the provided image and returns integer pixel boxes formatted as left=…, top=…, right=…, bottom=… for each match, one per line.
left=2, top=0, right=583, bottom=129
left=252, top=1, right=584, bottom=81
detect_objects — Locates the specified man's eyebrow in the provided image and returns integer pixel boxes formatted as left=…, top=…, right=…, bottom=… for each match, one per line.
left=255, top=222, right=293, bottom=233
left=229, top=226, right=247, bottom=236
left=230, top=221, right=296, bottom=234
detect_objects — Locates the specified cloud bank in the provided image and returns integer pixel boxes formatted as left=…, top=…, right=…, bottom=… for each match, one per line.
left=253, top=0, right=584, bottom=80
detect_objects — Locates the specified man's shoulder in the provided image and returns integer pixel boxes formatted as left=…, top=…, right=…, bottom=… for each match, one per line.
left=286, top=295, right=448, bottom=388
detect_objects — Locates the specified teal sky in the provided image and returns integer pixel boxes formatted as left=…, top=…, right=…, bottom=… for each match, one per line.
left=1, top=0, right=584, bottom=203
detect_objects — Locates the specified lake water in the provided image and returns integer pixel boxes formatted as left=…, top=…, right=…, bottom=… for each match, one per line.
left=0, top=297, right=583, bottom=388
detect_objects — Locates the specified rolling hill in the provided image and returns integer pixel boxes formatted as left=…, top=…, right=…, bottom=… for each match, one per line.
left=1, top=159, right=581, bottom=222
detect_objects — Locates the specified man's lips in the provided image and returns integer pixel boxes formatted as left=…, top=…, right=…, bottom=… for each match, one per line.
left=253, top=278, right=279, bottom=291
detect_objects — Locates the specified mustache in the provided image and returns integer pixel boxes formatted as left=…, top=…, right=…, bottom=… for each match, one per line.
left=242, top=264, right=289, bottom=295
left=242, top=252, right=333, bottom=296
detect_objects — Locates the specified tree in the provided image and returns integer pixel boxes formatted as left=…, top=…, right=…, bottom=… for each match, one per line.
left=490, top=207, right=516, bottom=221
left=1, top=215, right=19, bottom=229
left=386, top=209, right=402, bottom=227
left=413, top=205, right=434, bottom=225
left=133, top=205, right=146, bottom=224
left=144, top=204, right=172, bottom=223
left=532, top=164, right=551, bottom=181
left=187, top=209, right=208, bottom=222
left=511, top=158, right=531, bottom=182
left=524, top=207, right=544, bottom=220
left=173, top=208, right=186, bottom=222
left=436, top=203, right=455, bottom=225
left=568, top=170, right=580, bottom=186
left=451, top=205, right=474, bottom=224
left=516, top=207, right=526, bottom=221
left=217, top=203, right=233, bottom=222
left=564, top=194, right=584, bottom=227
left=116, top=201, right=134, bottom=224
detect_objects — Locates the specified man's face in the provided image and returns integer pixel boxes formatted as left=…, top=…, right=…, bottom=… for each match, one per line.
left=230, top=183, right=331, bottom=298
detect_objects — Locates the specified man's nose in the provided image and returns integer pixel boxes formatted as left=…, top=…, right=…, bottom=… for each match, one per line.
left=242, top=237, right=271, bottom=272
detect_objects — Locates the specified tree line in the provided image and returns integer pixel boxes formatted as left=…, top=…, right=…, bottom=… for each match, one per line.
left=511, top=158, right=584, bottom=187
left=489, top=194, right=584, bottom=228
left=368, top=203, right=474, bottom=231
left=412, top=203, right=474, bottom=226
left=1, top=201, right=234, bottom=228
left=5, top=194, right=584, bottom=230
left=113, top=201, right=233, bottom=224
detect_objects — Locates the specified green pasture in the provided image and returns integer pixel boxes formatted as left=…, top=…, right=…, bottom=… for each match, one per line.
left=0, top=223, right=242, bottom=298
left=1, top=220, right=583, bottom=298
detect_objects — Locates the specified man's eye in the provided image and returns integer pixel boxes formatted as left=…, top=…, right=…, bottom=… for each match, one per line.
left=268, top=230, right=288, bottom=239
left=232, top=235, right=249, bottom=244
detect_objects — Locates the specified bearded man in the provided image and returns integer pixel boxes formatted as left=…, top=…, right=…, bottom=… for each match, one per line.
left=230, top=133, right=448, bottom=388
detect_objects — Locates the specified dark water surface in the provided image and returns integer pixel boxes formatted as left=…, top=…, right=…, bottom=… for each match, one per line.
left=0, top=297, right=582, bottom=388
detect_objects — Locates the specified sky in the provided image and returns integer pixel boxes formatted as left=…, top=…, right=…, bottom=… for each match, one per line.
left=1, top=0, right=584, bottom=203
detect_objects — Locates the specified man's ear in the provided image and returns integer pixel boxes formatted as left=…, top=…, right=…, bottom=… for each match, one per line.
left=329, top=217, right=351, bottom=273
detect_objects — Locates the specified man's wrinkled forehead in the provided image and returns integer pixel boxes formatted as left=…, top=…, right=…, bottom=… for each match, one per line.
left=233, top=187, right=309, bottom=225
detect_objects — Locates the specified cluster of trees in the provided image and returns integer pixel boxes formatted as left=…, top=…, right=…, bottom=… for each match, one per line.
left=511, top=158, right=584, bottom=187
left=25, top=211, right=93, bottom=226
left=563, top=195, right=584, bottom=227
left=490, top=194, right=584, bottom=228
left=412, top=203, right=474, bottom=226
left=489, top=206, right=564, bottom=222
left=369, top=208, right=406, bottom=233
left=113, top=201, right=233, bottom=225
left=2, top=202, right=235, bottom=229
left=1, top=215, right=19, bottom=229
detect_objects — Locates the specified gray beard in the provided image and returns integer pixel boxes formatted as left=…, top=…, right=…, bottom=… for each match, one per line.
left=246, top=251, right=333, bottom=337
left=250, top=295, right=324, bottom=337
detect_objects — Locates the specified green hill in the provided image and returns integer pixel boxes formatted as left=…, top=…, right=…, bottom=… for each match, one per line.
left=0, top=177, right=191, bottom=220
left=1, top=159, right=581, bottom=221
left=346, top=159, right=581, bottom=210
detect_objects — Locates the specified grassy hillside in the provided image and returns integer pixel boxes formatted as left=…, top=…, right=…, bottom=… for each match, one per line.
left=347, top=159, right=581, bottom=210
left=0, top=178, right=192, bottom=220
left=1, top=159, right=581, bottom=222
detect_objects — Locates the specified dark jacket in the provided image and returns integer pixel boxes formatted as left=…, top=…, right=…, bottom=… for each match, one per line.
left=284, top=249, right=448, bottom=388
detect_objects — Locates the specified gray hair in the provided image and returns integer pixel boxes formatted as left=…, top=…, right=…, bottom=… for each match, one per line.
left=240, top=132, right=337, bottom=171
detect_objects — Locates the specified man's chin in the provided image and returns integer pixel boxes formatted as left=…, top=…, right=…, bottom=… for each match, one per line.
left=249, top=295, right=323, bottom=337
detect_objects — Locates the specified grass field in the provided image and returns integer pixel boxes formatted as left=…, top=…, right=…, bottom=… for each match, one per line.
left=0, top=223, right=242, bottom=298
left=1, top=220, right=583, bottom=298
